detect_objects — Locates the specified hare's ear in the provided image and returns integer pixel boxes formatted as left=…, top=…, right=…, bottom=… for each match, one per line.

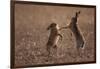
left=78, top=11, right=81, bottom=14
left=76, top=11, right=81, bottom=14
left=76, top=11, right=81, bottom=17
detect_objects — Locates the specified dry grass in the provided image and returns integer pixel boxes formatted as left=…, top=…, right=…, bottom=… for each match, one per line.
left=14, top=3, right=95, bottom=67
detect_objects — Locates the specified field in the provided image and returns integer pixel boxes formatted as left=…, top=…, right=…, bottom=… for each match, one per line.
left=14, top=3, right=96, bottom=67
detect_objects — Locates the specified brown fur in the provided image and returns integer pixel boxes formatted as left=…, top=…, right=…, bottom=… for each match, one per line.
left=46, top=23, right=62, bottom=56
left=60, top=11, right=85, bottom=49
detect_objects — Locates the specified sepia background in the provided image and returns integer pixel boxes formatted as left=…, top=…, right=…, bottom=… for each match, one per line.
left=14, top=3, right=95, bottom=67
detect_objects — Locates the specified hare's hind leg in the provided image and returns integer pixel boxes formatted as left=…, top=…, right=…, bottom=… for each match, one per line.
left=45, top=45, right=52, bottom=62
left=46, top=45, right=51, bottom=57
left=77, top=39, right=85, bottom=56
left=53, top=45, right=58, bottom=58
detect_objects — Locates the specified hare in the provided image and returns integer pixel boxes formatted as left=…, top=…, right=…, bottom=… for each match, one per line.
left=60, top=11, right=85, bottom=55
left=69, top=11, right=85, bottom=49
left=46, top=23, right=63, bottom=56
